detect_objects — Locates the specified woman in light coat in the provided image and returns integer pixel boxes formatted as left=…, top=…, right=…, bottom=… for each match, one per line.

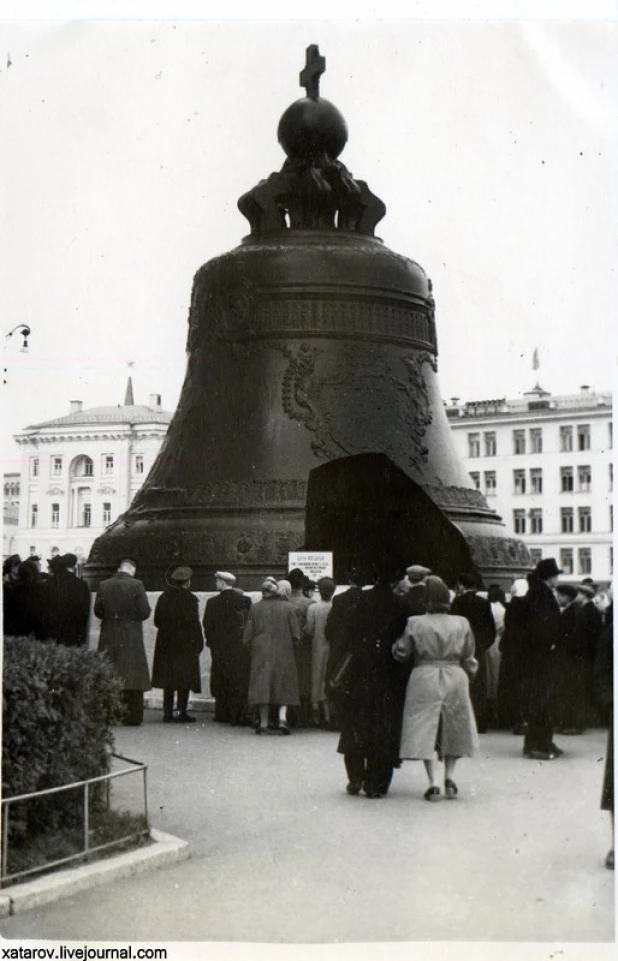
left=243, top=578, right=300, bottom=734
left=394, top=576, right=479, bottom=800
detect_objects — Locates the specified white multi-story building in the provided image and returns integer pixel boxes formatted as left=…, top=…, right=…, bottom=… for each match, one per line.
left=11, top=381, right=172, bottom=563
left=446, top=385, right=613, bottom=583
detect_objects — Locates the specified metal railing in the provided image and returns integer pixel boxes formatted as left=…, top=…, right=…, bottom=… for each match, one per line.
left=1, top=752, right=149, bottom=886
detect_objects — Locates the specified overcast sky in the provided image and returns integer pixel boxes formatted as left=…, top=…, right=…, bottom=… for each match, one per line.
left=1, top=14, right=617, bottom=476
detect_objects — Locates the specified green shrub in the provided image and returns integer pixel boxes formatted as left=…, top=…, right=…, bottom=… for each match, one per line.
left=2, top=637, right=125, bottom=845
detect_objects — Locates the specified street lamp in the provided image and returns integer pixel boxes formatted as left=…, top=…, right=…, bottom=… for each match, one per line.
left=5, top=325, right=31, bottom=352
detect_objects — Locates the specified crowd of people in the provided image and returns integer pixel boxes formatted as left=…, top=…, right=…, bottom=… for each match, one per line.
left=2, top=550, right=614, bottom=866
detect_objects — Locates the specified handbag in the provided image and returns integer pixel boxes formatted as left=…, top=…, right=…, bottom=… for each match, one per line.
left=327, top=652, right=353, bottom=691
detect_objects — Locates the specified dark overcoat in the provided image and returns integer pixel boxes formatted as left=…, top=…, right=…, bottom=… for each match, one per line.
left=554, top=602, right=588, bottom=729
left=152, top=586, right=204, bottom=692
left=94, top=572, right=151, bottom=690
left=451, top=591, right=495, bottom=726
left=243, top=596, right=300, bottom=706
left=594, top=606, right=613, bottom=811
left=497, top=596, right=528, bottom=727
left=3, top=581, right=44, bottom=639
left=203, top=588, right=251, bottom=698
left=289, top=591, right=315, bottom=701
left=40, top=571, right=91, bottom=646
left=324, top=586, right=364, bottom=684
left=519, top=578, right=560, bottom=719
left=337, top=584, right=409, bottom=764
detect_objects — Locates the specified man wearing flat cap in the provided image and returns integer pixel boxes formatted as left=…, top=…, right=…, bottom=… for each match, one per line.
left=152, top=567, right=204, bottom=723
left=40, top=553, right=91, bottom=647
left=94, top=557, right=151, bottom=726
left=520, top=558, right=563, bottom=759
left=203, top=571, right=252, bottom=725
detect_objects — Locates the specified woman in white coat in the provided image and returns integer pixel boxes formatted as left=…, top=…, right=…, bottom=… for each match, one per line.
left=393, top=576, right=479, bottom=800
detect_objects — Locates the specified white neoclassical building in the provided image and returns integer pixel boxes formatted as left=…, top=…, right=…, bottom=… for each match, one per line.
left=11, top=381, right=172, bottom=563
left=446, top=385, right=613, bottom=583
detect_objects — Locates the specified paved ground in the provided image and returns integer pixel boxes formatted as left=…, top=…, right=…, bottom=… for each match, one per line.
left=0, top=712, right=613, bottom=944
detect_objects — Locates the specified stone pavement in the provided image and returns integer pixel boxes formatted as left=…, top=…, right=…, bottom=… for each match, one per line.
left=0, top=712, right=614, bottom=944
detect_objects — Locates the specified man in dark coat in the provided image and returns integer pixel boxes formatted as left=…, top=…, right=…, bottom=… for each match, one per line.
left=324, top=572, right=364, bottom=727
left=3, top=558, right=44, bottom=639
left=287, top=568, right=316, bottom=727
left=152, top=566, right=204, bottom=723
left=555, top=584, right=590, bottom=734
left=497, top=578, right=530, bottom=732
left=94, top=557, right=151, bottom=726
left=203, top=571, right=251, bottom=725
left=451, top=573, right=495, bottom=733
left=40, top=553, right=91, bottom=647
left=521, top=558, right=563, bottom=760
left=594, top=591, right=613, bottom=869
left=336, top=567, right=409, bottom=799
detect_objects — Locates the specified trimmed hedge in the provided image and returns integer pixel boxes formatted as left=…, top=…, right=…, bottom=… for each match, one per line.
left=2, top=636, right=124, bottom=845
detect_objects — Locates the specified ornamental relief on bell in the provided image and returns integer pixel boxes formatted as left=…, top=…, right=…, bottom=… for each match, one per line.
left=89, top=526, right=301, bottom=567
left=274, top=340, right=437, bottom=473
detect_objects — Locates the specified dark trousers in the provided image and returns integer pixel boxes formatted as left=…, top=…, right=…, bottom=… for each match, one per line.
left=163, top=688, right=189, bottom=719
left=523, top=678, right=554, bottom=753
left=122, top=690, right=144, bottom=726
left=344, top=752, right=394, bottom=795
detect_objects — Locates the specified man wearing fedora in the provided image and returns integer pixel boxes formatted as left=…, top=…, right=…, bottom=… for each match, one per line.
left=40, top=553, right=91, bottom=647
left=94, top=557, right=151, bottom=726
left=152, top=566, right=204, bottom=723
left=521, top=557, right=563, bottom=760
left=203, top=571, right=252, bottom=725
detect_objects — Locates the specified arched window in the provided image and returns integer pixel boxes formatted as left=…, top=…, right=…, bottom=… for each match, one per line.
left=71, top=455, right=94, bottom=478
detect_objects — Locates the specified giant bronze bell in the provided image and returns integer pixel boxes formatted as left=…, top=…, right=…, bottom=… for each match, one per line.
left=85, top=46, right=530, bottom=590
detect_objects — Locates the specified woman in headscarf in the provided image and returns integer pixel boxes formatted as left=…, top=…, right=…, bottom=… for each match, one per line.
left=394, top=576, right=479, bottom=801
left=243, top=578, right=300, bottom=734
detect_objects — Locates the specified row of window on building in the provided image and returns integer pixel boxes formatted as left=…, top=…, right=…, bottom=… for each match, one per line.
left=29, top=454, right=145, bottom=479
left=467, top=422, right=612, bottom=458
left=526, top=546, right=613, bottom=577
left=30, top=502, right=113, bottom=529
left=469, top=463, right=612, bottom=496
left=511, top=505, right=613, bottom=535
left=4, top=480, right=20, bottom=498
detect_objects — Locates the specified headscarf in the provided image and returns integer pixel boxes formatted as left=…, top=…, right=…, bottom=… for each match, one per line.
left=277, top=579, right=292, bottom=601
left=510, top=578, right=529, bottom=598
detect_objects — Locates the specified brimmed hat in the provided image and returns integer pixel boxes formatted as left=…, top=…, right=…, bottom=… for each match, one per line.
left=425, top=576, right=451, bottom=607
left=48, top=555, right=64, bottom=573
left=261, top=578, right=279, bottom=595
left=535, top=558, right=562, bottom=579
left=60, top=553, right=78, bottom=569
left=556, top=584, right=578, bottom=600
left=3, top=554, right=21, bottom=574
left=215, top=570, right=236, bottom=585
left=171, top=566, right=193, bottom=583
left=406, top=565, right=431, bottom=583
left=576, top=583, right=596, bottom=599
